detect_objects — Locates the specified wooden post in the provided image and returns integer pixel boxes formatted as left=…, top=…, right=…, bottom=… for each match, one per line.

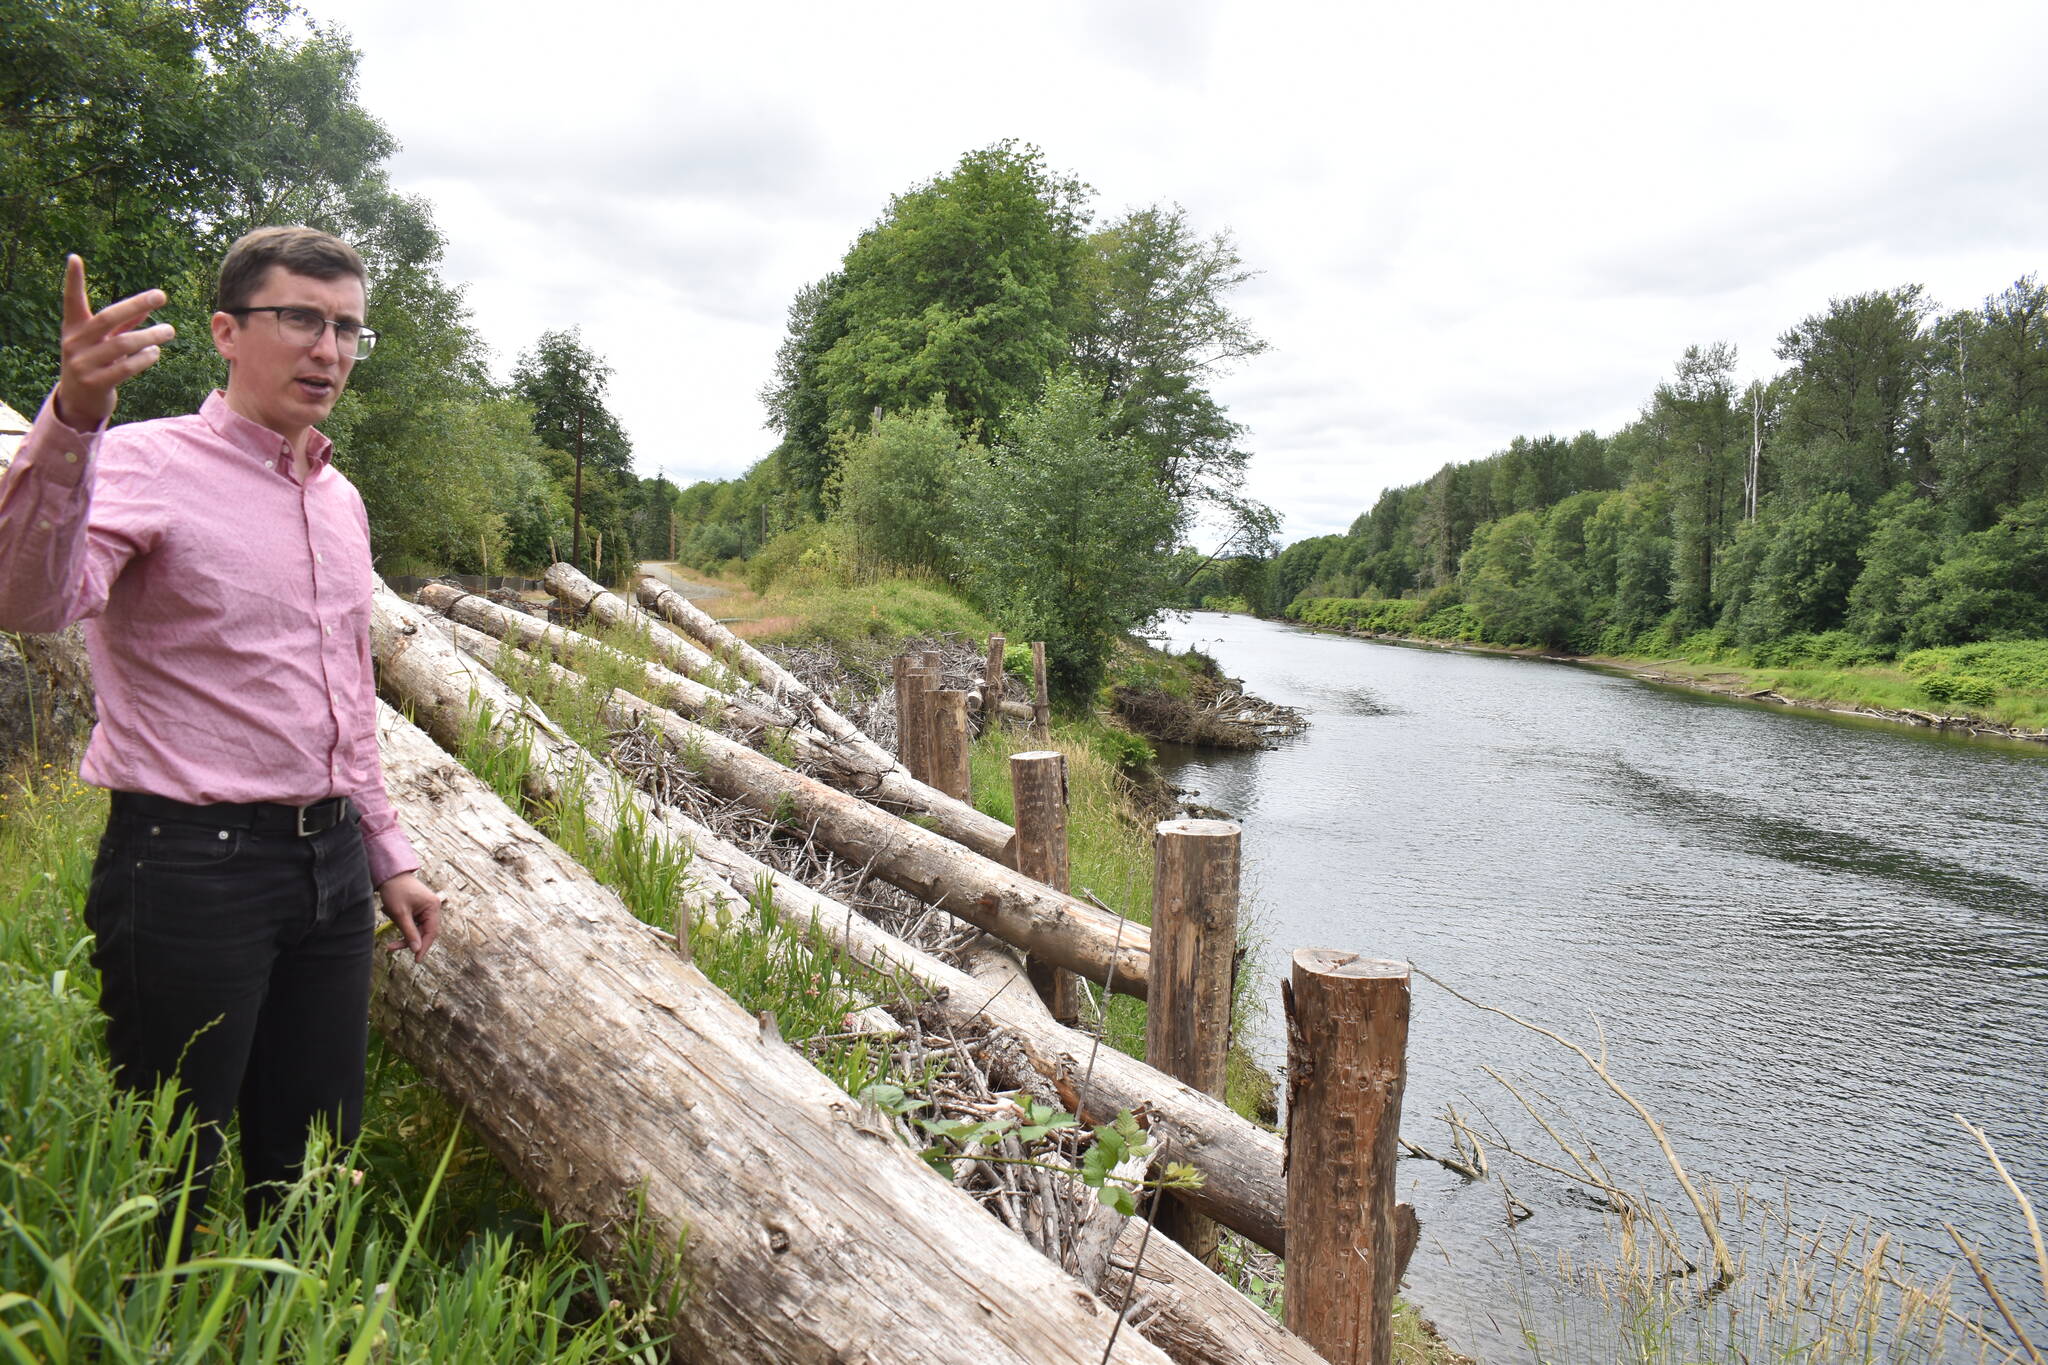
left=910, top=666, right=939, bottom=785
left=892, top=656, right=915, bottom=769
left=1011, top=751, right=1080, bottom=1025
left=1283, top=951, right=1411, bottom=1365
left=1030, top=642, right=1050, bottom=738
left=897, top=658, right=933, bottom=783
left=1145, top=818, right=1240, bottom=1265
left=984, top=634, right=1007, bottom=725
left=929, top=690, right=973, bottom=801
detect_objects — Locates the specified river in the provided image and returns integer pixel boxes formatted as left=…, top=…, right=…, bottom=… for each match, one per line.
left=1146, top=611, right=2048, bottom=1362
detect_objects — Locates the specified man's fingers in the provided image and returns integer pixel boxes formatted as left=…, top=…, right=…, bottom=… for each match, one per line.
left=62, top=255, right=91, bottom=330
left=88, top=287, right=170, bottom=339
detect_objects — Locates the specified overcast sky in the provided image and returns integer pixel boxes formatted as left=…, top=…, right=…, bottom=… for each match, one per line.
left=333, top=0, right=2047, bottom=547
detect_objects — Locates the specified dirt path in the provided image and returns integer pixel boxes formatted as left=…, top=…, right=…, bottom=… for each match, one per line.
left=639, top=561, right=730, bottom=601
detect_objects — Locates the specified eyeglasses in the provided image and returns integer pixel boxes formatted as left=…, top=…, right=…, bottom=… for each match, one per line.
left=226, top=305, right=379, bottom=358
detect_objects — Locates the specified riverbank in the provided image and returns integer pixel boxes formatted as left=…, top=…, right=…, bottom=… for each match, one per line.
left=1291, top=621, right=2048, bottom=745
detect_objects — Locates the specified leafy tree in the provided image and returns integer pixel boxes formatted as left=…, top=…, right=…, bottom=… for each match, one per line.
left=951, top=372, right=1177, bottom=698
left=1904, top=497, right=2048, bottom=647
left=766, top=141, right=1091, bottom=512
left=1926, top=276, right=2048, bottom=534
left=1773, top=287, right=1931, bottom=504
left=512, top=328, right=634, bottom=570
left=1740, top=492, right=1868, bottom=639
left=1649, top=343, right=1747, bottom=626
left=1074, top=204, right=1268, bottom=524
left=827, top=407, right=976, bottom=578
left=1846, top=488, right=1943, bottom=647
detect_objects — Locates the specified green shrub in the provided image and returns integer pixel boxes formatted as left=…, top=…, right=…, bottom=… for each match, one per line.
left=1920, top=674, right=1999, bottom=708
left=1901, top=640, right=2048, bottom=690
left=1091, top=726, right=1156, bottom=771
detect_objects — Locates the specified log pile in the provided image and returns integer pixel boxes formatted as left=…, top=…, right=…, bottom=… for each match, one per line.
left=1112, top=674, right=1308, bottom=751
left=383, top=571, right=1332, bottom=1361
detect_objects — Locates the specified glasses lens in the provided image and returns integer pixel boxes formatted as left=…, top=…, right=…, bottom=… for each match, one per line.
left=351, top=327, right=377, bottom=358
left=276, top=307, right=325, bottom=345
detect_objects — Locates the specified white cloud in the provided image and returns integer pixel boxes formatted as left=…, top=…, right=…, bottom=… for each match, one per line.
left=330, top=0, right=2048, bottom=545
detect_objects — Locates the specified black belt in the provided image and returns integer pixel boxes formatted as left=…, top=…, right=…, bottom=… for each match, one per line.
left=112, top=791, right=354, bottom=838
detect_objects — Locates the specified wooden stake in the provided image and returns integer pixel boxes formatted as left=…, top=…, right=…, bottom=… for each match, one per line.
left=929, top=690, right=972, bottom=801
left=892, top=655, right=915, bottom=769
left=908, top=666, right=938, bottom=784
left=1010, top=751, right=1080, bottom=1026
left=1146, top=818, right=1240, bottom=1265
left=1283, top=951, right=1412, bottom=1365
left=1030, top=642, right=1050, bottom=738
left=984, top=634, right=1007, bottom=725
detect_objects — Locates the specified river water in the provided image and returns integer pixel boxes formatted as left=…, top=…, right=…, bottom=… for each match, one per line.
left=1146, top=611, right=2048, bottom=1362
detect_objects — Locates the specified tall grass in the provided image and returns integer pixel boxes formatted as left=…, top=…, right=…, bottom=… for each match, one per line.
left=0, top=766, right=662, bottom=1362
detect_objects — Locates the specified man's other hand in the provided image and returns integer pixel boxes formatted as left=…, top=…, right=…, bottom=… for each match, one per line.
left=377, top=872, right=442, bottom=960
left=55, top=255, right=173, bottom=433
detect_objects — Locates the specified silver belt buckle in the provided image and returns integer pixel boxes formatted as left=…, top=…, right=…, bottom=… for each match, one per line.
left=297, top=803, right=316, bottom=837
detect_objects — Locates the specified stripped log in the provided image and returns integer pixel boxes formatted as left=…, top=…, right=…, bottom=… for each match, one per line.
left=442, top=626, right=1154, bottom=997
left=417, top=582, right=795, bottom=731
left=1102, top=1218, right=1332, bottom=1365
left=635, top=573, right=902, bottom=776
left=421, top=595, right=1014, bottom=861
left=368, top=705, right=1172, bottom=1363
left=543, top=561, right=723, bottom=680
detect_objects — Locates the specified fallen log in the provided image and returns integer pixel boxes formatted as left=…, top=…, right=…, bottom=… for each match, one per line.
left=426, top=595, right=1017, bottom=863
left=438, top=624, right=1154, bottom=998
left=635, top=572, right=905, bottom=775
left=1102, top=1218, right=1330, bottom=1365
left=541, top=561, right=726, bottom=682
left=417, top=581, right=798, bottom=732
left=368, top=703, right=1173, bottom=1364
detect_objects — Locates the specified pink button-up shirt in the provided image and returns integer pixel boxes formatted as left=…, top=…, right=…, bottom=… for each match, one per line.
left=0, top=389, right=417, bottom=886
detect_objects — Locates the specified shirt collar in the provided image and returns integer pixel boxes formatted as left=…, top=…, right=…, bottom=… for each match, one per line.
left=200, top=390, right=335, bottom=474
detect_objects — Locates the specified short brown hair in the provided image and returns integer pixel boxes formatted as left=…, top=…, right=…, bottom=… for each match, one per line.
left=216, top=226, right=367, bottom=314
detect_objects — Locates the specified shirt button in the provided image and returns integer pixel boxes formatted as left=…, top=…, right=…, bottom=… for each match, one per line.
left=265, top=460, right=274, bottom=470
left=325, top=624, right=333, bottom=636
left=330, top=691, right=339, bottom=704
left=35, top=519, right=50, bottom=531
left=63, top=451, right=77, bottom=464
left=316, top=552, right=325, bottom=564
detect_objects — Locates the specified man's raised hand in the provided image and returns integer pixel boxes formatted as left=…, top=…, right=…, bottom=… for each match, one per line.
left=54, top=255, right=174, bottom=433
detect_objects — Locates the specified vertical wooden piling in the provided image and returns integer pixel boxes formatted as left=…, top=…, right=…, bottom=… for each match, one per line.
left=1283, top=951, right=1411, bottom=1365
left=930, top=690, right=973, bottom=801
left=1145, top=818, right=1241, bottom=1265
left=984, top=634, right=1008, bottom=721
left=1010, top=751, right=1080, bottom=1025
left=895, top=656, right=932, bottom=782
left=1030, top=642, right=1051, bottom=738
left=909, top=666, right=938, bottom=784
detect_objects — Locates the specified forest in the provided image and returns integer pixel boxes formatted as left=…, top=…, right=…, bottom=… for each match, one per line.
left=1246, top=281, right=2048, bottom=665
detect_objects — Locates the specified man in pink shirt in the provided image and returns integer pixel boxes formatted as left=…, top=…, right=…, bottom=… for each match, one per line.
left=0, top=226, right=442, bottom=1241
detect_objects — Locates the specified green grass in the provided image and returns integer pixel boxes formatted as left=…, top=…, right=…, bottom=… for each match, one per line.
left=0, top=766, right=664, bottom=1362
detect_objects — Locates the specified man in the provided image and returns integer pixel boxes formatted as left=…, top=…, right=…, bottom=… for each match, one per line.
left=0, top=227, right=441, bottom=1237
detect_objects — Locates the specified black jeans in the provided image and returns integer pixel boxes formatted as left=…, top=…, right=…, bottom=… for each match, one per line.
left=83, top=793, right=376, bottom=1235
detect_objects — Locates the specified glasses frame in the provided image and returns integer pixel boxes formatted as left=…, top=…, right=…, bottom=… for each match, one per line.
left=225, top=305, right=379, bottom=358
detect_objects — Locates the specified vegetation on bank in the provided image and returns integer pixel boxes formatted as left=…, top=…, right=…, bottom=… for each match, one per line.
left=1287, top=594, right=2048, bottom=733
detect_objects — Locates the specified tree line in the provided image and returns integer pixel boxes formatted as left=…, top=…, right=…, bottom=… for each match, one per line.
left=1238, top=278, right=2048, bottom=661
left=2, top=0, right=673, bottom=581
